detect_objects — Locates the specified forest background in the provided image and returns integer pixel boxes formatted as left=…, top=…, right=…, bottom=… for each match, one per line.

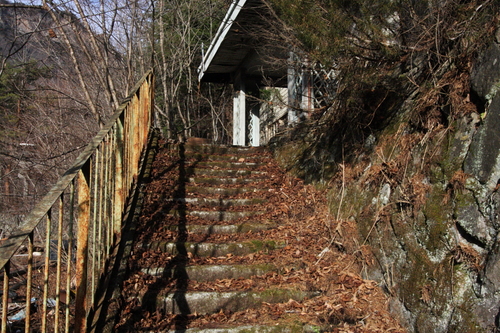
left=1, top=0, right=499, bottom=281
left=0, top=0, right=233, bottom=234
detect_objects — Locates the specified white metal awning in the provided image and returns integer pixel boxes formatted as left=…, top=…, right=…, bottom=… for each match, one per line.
left=197, top=0, right=287, bottom=86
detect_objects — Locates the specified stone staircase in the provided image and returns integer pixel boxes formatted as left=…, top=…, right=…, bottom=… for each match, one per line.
left=109, top=142, right=322, bottom=332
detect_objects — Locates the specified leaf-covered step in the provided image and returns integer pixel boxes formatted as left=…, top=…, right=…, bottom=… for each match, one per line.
left=183, top=153, right=271, bottom=163
left=165, top=222, right=275, bottom=234
left=163, top=324, right=323, bottom=333
left=142, top=240, right=285, bottom=257
left=170, top=197, right=265, bottom=207
left=141, top=263, right=277, bottom=282
left=185, top=168, right=267, bottom=178
left=188, top=177, right=266, bottom=185
left=185, top=186, right=263, bottom=196
left=135, top=289, right=319, bottom=315
left=183, top=144, right=267, bottom=155
left=168, top=209, right=264, bottom=221
left=192, top=161, right=260, bottom=169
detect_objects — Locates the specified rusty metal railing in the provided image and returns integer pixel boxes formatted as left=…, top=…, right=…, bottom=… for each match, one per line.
left=0, top=70, right=154, bottom=333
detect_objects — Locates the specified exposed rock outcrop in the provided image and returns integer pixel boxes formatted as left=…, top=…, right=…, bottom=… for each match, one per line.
left=273, top=25, right=500, bottom=333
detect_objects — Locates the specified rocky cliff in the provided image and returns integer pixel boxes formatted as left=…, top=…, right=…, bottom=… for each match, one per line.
left=271, top=22, right=500, bottom=333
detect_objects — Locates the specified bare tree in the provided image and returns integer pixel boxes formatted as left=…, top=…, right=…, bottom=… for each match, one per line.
left=153, top=0, right=229, bottom=140
left=0, top=0, right=154, bottom=235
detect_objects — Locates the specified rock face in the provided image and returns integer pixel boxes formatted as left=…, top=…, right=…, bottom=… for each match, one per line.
left=464, top=35, right=500, bottom=331
left=466, top=41, right=500, bottom=188
left=273, top=29, right=500, bottom=333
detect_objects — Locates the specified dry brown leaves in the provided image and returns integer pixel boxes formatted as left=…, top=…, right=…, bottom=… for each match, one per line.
left=114, top=143, right=406, bottom=332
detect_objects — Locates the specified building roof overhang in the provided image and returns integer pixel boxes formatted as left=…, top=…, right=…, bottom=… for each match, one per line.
left=197, top=0, right=287, bottom=86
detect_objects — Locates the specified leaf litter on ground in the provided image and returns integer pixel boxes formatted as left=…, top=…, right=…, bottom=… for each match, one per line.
left=115, top=141, right=406, bottom=332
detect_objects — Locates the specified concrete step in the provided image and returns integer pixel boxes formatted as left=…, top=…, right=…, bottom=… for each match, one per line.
left=168, top=209, right=264, bottom=221
left=165, top=222, right=275, bottom=234
left=134, top=289, right=319, bottom=315
left=188, top=177, right=266, bottom=185
left=170, top=197, right=266, bottom=207
left=186, top=168, right=267, bottom=177
left=142, top=240, right=285, bottom=257
left=193, top=161, right=260, bottom=169
left=183, top=144, right=267, bottom=155
left=163, top=324, right=323, bottom=333
left=184, top=153, right=272, bottom=163
left=141, top=263, right=277, bottom=282
left=185, top=186, right=263, bottom=196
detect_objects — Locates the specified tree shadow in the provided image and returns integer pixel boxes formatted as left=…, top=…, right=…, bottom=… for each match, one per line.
left=171, top=142, right=190, bottom=331
left=125, top=143, right=223, bottom=331
left=113, top=142, right=246, bottom=332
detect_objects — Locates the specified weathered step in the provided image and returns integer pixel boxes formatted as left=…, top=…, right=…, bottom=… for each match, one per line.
left=188, top=177, right=266, bottom=185
left=146, top=289, right=319, bottom=314
left=183, top=144, right=267, bottom=155
left=141, top=263, right=277, bottom=282
left=143, top=240, right=285, bottom=257
left=170, top=197, right=265, bottom=207
left=168, top=210, right=264, bottom=221
left=166, top=222, right=275, bottom=234
left=163, top=324, right=322, bottom=333
left=193, top=161, right=260, bottom=169
left=186, top=168, right=267, bottom=177
left=184, top=153, right=271, bottom=162
left=185, top=186, right=263, bottom=196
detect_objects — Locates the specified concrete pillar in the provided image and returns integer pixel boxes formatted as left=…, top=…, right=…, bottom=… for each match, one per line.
left=287, top=52, right=298, bottom=125
left=250, top=105, right=260, bottom=147
left=301, top=58, right=312, bottom=114
left=233, top=75, right=246, bottom=146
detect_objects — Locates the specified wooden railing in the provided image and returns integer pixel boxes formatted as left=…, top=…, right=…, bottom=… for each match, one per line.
left=0, top=70, right=154, bottom=333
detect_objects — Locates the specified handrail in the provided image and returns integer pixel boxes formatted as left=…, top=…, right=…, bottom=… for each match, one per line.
left=0, top=70, right=154, bottom=333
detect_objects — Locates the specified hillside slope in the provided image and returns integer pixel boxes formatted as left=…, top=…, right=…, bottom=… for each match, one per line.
left=0, top=0, right=125, bottom=236
left=268, top=1, right=500, bottom=332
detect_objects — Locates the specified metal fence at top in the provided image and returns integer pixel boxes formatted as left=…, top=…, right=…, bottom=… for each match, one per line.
left=0, top=70, right=154, bottom=333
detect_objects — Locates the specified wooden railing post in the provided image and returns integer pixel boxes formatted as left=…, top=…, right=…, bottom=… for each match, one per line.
left=0, top=70, right=153, bottom=332
left=114, top=116, right=125, bottom=234
left=1, top=262, right=9, bottom=333
left=75, top=162, right=91, bottom=333
left=54, top=195, right=64, bottom=333
left=25, top=232, right=33, bottom=333
left=41, top=210, right=52, bottom=332
left=65, top=181, right=76, bottom=333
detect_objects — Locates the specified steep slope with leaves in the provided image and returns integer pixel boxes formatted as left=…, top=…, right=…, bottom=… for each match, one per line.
left=265, top=0, right=500, bottom=332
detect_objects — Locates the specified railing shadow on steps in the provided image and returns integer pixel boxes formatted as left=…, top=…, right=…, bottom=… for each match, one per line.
left=115, top=143, right=202, bottom=332
left=0, top=70, right=155, bottom=333
left=113, top=143, right=237, bottom=332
